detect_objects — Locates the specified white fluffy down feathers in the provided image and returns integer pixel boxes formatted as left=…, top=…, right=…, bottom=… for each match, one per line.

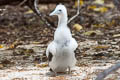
left=46, top=4, right=78, bottom=73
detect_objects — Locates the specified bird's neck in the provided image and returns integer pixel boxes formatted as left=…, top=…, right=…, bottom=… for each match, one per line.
left=58, top=14, right=68, bottom=27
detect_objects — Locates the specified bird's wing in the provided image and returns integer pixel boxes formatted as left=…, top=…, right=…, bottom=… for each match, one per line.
left=46, top=41, right=57, bottom=61
left=69, top=38, right=78, bottom=51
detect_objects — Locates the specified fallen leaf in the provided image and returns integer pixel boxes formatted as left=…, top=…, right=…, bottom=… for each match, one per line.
left=75, top=0, right=84, bottom=7
left=50, top=76, right=67, bottom=80
left=73, top=24, right=83, bottom=31
left=31, top=41, right=41, bottom=44
left=93, top=24, right=105, bottom=28
left=93, top=7, right=108, bottom=13
left=9, top=44, right=15, bottom=49
left=25, top=49, right=34, bottom=53
left=0, top=64, right=4, bottom=69
left=106, top=3, right=115, bottom=8
left=25, top=10, right=33, bottom=14
left=83, top=30, right=103, bottom=36
left=93, top=0, right=104, bottom=5
left=88, top=5, right=108, bottom=13
left=0, top=45, right=4, bottom=48
left=106, top=20, right=115, bottom=27
left=36, top=63, right=48, bottom=68
left=113, top=34, right=120, bottom=38
left=88, top=5, right=97, bottom=10
left=93, top=45, right=109, bottom=49
left=8, top=40, right=22, bottom=49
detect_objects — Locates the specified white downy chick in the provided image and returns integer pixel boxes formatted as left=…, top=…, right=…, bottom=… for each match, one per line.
left=46, top=4, right=78, bottom=75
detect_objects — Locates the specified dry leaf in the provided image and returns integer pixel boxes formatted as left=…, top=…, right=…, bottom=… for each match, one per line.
left=75, top=0, right=84, bottom=7
left=93, top=24, right=105, bottom=28
left=0, top=45, right=4, bottom=48
left=113, top=34, right=120, bottom=38
left=88, top=5, right=97, bottom=10
left=106, top=20, right=115, bottom=27
left=31, top=42, right=41, bottom=44
left=8, top=40, right=22, bottom=49
left=88, top=5, right=108, bottom=13
left=94, top=7, right=108, bottom=13
left=83, top=30, right=103, bottom=36
left=93, top=45, right=109, bottom=49
left=36, top=63, right=48, bottom=68
left=93, top=0, right=104, bottom=5
left=73, top=24, right=83, bottom=31
left=0, top=64, right=4, bottom=69
left=25, top=10, right=33, bottom=14
left=50, top=76, right=67, bottom=80
left=25, top=49, right=34, bottom=53
left=9, top=44, right=15, bottom=49
left=106, top=3, right=115, bottom=8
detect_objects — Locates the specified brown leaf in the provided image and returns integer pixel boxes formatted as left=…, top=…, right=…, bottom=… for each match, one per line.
left=0, top=64, right=4, bottom=69
left=113, top=34, right=120, bottom=38
left=8, top=40, right=22, bottom=49
left=0, top=45, right=4, bottom=48
left=36, top=63, right=48, bottom=68
left=73, top=24, right=83, bottom=31
left=83, top=30, right=103, bottom=36
left=93, top=0, right=104, bottom=5
left=93, top=45, right=109, bottom=49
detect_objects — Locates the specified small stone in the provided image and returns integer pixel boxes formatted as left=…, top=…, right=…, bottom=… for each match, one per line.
left=114, top=51, right=120, bottom=54
left=110, top=42, right=117, bottom=45
left=108, top=49, right=115, bottom=52
left=112, top=45, right=119, bottom=49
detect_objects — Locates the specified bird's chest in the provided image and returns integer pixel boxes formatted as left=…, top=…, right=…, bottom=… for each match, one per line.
left=56, top=40, right=71, bottom=57
left=54, top=27, right=71, bottom=42
left=58, top=39, right=70, bottom=48
left=54, top=27, right=72, bottom=56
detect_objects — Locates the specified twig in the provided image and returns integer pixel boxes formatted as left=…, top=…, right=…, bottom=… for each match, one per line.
left=34, top=0, right=50, bottom=26
left=33, top=0, right=55, bottom=29
left=34, top=0, right=41, bottom=17
left=95, top=62, right=120, bottom=80
left=18, top=0, right=28, bottom=7
left=19, top=0, right=55, bottom=29
left=68, top=0, right=80, bottom=23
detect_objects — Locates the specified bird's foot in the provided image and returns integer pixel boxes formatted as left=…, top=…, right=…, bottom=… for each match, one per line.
left=50, top=71, right=57, bottom=77
left=46, top=68, right=57, bottom=77
left=68, top=66, right=72, bottom=76
left=46, top=71, right=57, bottom=77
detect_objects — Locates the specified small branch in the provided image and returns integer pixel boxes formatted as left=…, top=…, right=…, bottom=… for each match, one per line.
left=33, top=0, right=55, bottom=29
left=95, top=62, right=120, bottom=80
left=18, top=0, right=27, bottom=6
left=68, top=0, right=80, bottom=23
left=18, top=0, right=50, bottom=27
left=34, top=0, right=41, bottom=16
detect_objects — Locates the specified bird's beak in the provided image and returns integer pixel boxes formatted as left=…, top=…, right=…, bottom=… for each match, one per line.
left=49, top=10, right=57, bottom=16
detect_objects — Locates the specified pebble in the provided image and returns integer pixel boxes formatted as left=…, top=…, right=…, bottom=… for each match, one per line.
left=110, top=42, right=117, bottom=45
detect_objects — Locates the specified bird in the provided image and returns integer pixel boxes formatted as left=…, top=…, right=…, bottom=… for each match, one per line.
left=46, top=4, right=78, bottom=76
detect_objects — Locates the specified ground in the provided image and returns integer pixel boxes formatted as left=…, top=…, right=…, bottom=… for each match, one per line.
left=0, top=1, right=120, bottom=80
left=0, top=61, right=119, bottom=80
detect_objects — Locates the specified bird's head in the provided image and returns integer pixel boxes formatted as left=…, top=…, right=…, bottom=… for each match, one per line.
left=49, top=4, right=67, bottom=17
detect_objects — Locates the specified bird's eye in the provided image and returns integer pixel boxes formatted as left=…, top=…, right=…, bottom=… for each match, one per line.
left=59, top=9, right=62, bottom=12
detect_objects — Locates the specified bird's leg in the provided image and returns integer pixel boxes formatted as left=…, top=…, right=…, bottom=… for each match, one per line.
left=48, top=68, right=57, bottom=77
left=49, top=68, right=53, bottom=72
left=53, top=71, right=57, bottom=76
left=68, top=66, right=71, bottom=74
left=50, top=71, right=57, bottom=77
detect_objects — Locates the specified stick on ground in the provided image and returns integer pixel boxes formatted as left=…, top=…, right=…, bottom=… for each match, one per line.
left=96, top=62, right=120, bottom=80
